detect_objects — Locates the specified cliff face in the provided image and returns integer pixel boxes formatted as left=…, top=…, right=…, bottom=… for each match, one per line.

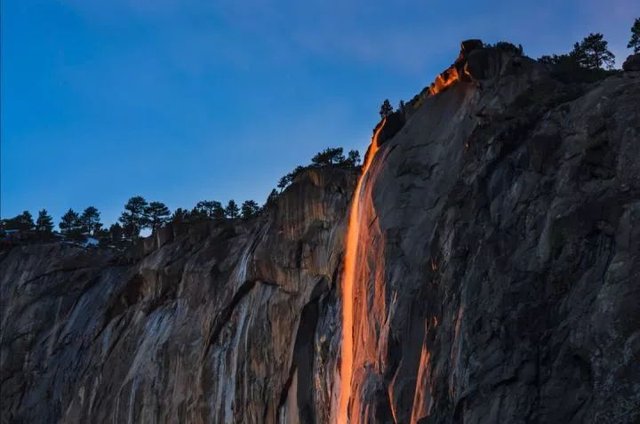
left=1, top=46, right=639, bottom=424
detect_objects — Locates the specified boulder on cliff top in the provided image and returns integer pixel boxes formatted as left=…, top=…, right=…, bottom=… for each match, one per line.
left=623, top=53, right=640, bottom=71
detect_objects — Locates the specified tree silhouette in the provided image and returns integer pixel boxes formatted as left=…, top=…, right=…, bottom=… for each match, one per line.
left=279, top=166, right=306, bottom=191
left=35, top=209, right=54, bottom=236
left=146, top=201, right=171, bottom=231
left=241, top=200, right=260, bottom=220
left=108, top=223, right=124, bottom=243
left=312, top=148, right=345, bottom=166
left=193, top=200, right=225, bottom=220
left=277, top=174, right=293, bottom=191
left=80, top=206, right=102, bottom=236
left=379, top=99, right=393, bottom=117
left=629, top=18, right=640, bottom=53
left=225, top=200, right=240, bottom=219
left=3, top=211, right=35, bottom=232
left=572, top=33, right=615, bottom=70
left=266, top=189, right=279, bottom=207
left=171, top=208, right=189, bottom=223
left=538, top=54, right=565, bottom=66
left=59, top=209, right=83, bottom=240
left=211, top=202, right=226, bottom=221
left=119, top=196, right=149, bottom=238
left=346, top=150, right=361, bottom=166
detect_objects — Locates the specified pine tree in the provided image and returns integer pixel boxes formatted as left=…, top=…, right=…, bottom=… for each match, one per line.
left=241, top=200, right=260, bottom=220
left=311, top=148, right=345, bottom=166
left=572, top=33, right=615, bottom=70
left=119, top=196, right=149, bottom=238
left=212, top=202, right=226, bottom=221
left=379, top=99, right=393, bottom=118
left=629, top=18, right=640, bottom=53
left=277, top=175, right=293, bottom=191
left=80, top=206, right=102, bottom=236
left=59, top=209, right=83, bottom=239
left=193, top=200, right=220, bottom=219
left=146, top=201, right=171, bottom=231
left=2, top=211, right=36, bottom=231
left=170, top=208, right=187, bottom=223
left=265, top=189, right=279, bottom=207
left=346, top=150, right=361, bottom=166
left=35, top=209, right=54, bottom=236
left=194, top=200, right=225, bottom=220
left=225, top=200, right=240, bottom=219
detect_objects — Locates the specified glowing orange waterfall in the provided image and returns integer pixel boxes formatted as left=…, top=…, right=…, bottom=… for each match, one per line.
left=334, top=68, right=461, bottom=423
left=337, top=117, right=387, bottom=423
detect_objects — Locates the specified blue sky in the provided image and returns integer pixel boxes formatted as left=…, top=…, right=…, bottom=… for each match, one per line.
left=2, top=0, right=639, bottom=227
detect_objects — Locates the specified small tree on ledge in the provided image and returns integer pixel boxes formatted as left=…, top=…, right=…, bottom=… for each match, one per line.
left=311, top=148, right=345, bottom=166
left=629, top=18, right=640, bottom=53
left=572, top=33, right=615, bottom=70
left=379, top=99, right=393, bottom=118
left=225, top=200, right=240, bottom=219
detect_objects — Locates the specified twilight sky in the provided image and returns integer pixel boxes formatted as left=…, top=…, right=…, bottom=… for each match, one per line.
left=2, top=0, right=639, bottom=226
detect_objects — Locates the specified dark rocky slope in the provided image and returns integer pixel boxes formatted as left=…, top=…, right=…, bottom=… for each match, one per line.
left=1, top=45, right=639, bottom=424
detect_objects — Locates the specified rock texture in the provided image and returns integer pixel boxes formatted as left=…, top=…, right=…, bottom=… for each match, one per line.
left=1, top=169, right=356, bottom=424
left=623, top=53, right=640, bottom=72
left=1, top=44, right=639, bottom=424
left=345, top=47, right=640, bottom=424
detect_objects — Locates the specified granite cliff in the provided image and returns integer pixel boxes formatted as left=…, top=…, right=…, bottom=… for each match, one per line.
left=2, top=44, right=639, bottom=424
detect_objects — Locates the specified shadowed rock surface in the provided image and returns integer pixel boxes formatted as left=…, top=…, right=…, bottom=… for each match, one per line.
left=1, top=44, right=639, bottom=423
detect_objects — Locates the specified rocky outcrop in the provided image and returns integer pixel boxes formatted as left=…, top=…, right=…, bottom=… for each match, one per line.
left=1, top=168, right=356, bottom=424
left=1, top=43, right=639, bottom=424
left=343, top=45, right=640, bottom=424
left=623, top=53, right=640, bottom=72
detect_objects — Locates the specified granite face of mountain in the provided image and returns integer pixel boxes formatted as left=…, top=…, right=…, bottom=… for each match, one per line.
left=2, top=44, right=639, bottom=424
left=0, top=168, right=357, bottom=424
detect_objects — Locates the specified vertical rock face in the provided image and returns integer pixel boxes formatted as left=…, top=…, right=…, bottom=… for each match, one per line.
left=1, top=45, right=639, bottom=423
left=1, top=169, right=356, bottom=424
left=342, top=47, right=640, bottom=423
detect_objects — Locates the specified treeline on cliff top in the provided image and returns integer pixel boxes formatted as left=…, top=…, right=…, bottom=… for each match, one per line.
left=3, top=22, right=639, bottom=249
left=0, top=146, right=363, bottom=249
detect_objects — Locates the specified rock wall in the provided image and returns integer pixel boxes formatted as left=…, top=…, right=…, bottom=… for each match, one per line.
left=1, top=46, right=639, bottom=423
left=342, top=48, right=640, bottom=424
left=1, top=168, right=355, bottom=424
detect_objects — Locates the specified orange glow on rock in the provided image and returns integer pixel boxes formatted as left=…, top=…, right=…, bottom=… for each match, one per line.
left=335, top=62, right=461, bottom=422
left=337, top=117, right=387, bottom=424
left=410, top=341, right=433, bottom=424
left=428, top=67, right=460, bottom=96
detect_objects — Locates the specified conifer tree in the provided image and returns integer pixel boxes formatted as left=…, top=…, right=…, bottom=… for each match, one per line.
left=629, top=18, right=640, bottom=53
left=241, top=200, right=260, bottom=220
left=211, top=201, right=226, bottom=221
left=225, top=200, right=240, bottom=219
left=346, top=150, right=361, bottom=166
left=80, top=206, right=102, bottom=236
left=35, top=209, right=54, bottom=235
left=59, top=209, right=83, bottom=239
left=572, top=33, right=615, bottom=70
left=119, top=196, right=149, bottom=238
left=266, top=189, right=279, bottom=207
left=311, top=148, right=345, bottom=166
left=146, top=201, right=171, bottom=230
left=171, top=208, right=189, bottom=223
left=2, top=211, right=36, bottom=231
left=379, top=99, right=393, bottom=117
